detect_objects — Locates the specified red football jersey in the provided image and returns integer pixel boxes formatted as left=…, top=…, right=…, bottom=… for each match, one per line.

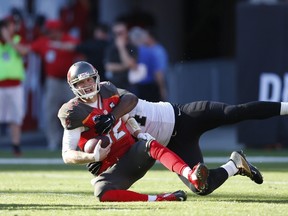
left=30, top=34, right=79, bottom=79
left=58, top=82, right=135, bottom=174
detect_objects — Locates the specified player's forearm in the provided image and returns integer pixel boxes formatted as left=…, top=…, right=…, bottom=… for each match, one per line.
left=111, top=92, right=138, bottom=120
left=125, top=117, right=141, bottom=137
left=62, top=150, right=95, bottom=164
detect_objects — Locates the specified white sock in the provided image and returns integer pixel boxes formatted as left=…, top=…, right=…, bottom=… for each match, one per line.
left=280, top=102, right=288, bottom=115
left=148, top=195, right=157, bottom=202
left=221, top=160, right=238, bottom=177
left=181, top=166, right=192, bottom=179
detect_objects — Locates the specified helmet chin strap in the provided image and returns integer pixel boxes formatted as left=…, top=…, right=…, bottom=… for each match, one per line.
left=79, top=92, right=98, bottom=102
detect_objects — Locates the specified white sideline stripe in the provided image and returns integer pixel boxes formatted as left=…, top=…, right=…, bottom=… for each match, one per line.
left=0, top=156, right=287, bottom=165
left=0, top=158, right=64, bottom=164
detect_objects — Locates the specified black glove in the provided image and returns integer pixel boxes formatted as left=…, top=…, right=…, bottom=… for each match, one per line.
left=86, top=162, right=102, bottom=176
left=93, top=113, right=116, bottom=135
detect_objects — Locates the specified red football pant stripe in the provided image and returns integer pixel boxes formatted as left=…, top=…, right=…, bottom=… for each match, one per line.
left=100, top=190, right=148, bottom=202
left=149, top=140, right=187, bottom=175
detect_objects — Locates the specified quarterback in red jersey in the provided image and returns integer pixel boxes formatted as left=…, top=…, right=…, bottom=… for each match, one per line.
left=58, top=61, right=209, bottom=202
left=59, top=78, right=135, bottom=174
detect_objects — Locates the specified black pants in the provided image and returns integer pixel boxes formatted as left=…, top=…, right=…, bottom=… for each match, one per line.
left=167, top=101, right=281, bottom=195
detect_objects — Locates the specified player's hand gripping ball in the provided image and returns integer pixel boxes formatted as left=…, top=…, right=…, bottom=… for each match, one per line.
left=84, top=135, right=110, bottom=153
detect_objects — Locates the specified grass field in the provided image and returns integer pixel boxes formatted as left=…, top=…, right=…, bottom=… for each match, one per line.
left=0, top=150, right=288, bottom=216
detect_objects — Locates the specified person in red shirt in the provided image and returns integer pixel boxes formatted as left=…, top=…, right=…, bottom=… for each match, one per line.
left=30, top=20, right=80, bottom=150
left=4, top=20, right=80, bottom=151
left=58, top=61, right=209, bottom=202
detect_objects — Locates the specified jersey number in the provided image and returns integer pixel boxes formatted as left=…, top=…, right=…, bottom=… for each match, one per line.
left=106, top=120, right=126, bottom=143
left=134, top=115, right=147, bottom=126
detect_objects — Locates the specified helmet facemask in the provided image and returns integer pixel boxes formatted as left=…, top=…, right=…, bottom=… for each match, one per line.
left=69, top=71, right=100, bottom=101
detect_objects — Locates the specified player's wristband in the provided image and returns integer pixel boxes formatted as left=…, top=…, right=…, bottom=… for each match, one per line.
left=126, top=117, right=141, bottom=135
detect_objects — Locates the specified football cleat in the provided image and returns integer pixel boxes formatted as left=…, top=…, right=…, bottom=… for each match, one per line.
left=229, top=150, right=263, bottom=184
left=156, top=190, right=187, bottom=201
left=188, top=162, right=209, bottom=192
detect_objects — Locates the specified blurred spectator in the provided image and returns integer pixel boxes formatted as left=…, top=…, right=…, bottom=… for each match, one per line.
left=129, top=27, right=168, bottom=101
left=34, top=20, right=79, bottom=151
left=31, top=14, right=47, bottom=41
left=3, top=19, right=79, bottom=151
left=10, top=7, right=28, bottom=42
left=60, top=0, right=91, bottom=40
left=75, top=23, right=110, bottom=79
left=104, top=20, right=138, bottom=89
left=0, top=16, right=26, bottom=156
left=50, top=23, right=110, bottom=80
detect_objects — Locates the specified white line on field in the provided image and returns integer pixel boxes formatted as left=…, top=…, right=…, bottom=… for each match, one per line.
left=0, top=156, right=287, bottom=165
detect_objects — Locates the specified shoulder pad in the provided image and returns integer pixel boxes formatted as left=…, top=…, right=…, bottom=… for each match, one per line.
left=99, top=81, right=119, bottom=99
left=58, top=99, right=93, bottom=129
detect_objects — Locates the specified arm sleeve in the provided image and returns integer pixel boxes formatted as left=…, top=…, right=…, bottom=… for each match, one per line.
left=62, top=127, right=84, bottom=152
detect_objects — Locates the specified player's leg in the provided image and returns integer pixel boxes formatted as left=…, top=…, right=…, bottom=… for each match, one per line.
left=177, top=150, right=263, bottom=196
left=170, top=148, right=226, bottom=196
left=147, top=139, right=210, bottom=193
left=200, top=150, right=263, bottom=195
left=178, top=101, right=284, bottom=133
left=4, top=86, right=24, bottom=156
left=92, top=158, right=157, bottom=202
left=159, top=139, right=263, bottom=196
left=9, top=123, right=22, bottom=156
left=92, top=140, right=187, bottom=202
left=44, top=78, right=62, bottom=151
left=167, top=101, right=269, bottom=195
left=45, top=78, right=73, bottom=151
left=168, top=135, right=229, bottom=195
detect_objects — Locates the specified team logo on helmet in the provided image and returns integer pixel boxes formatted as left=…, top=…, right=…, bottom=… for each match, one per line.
left=77, top=72, right=90, bottom=80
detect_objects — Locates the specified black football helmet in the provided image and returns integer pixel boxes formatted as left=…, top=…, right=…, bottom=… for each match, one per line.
left=67, top=61, right=100, bottom=100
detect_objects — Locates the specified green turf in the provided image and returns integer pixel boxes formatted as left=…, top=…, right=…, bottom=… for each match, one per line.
left=0, top=159, right=288, bottom=216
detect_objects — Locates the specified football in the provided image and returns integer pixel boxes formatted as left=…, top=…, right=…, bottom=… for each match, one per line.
left=84, top=135, right=110, bottom=153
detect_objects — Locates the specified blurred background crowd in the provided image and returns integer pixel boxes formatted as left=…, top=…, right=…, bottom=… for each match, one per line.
left=1, top=0, right=288, bottom=155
